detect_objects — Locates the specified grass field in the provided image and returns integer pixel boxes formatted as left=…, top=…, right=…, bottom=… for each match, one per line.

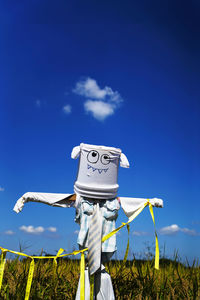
left=0, top=254, right=199, bottom=299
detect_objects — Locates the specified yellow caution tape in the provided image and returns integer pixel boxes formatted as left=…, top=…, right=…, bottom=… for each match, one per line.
left=80, top=252, right=85, bottom=300
left=0, top=199, right=160, bottom=299
left=0, top=250, right=7, bottom=291
left=53, top=248, right=64, bottom=273
left=0, top=246, right=31, bottom=258
left=148, top=202, right=159, bottom=270
left=123, top=224, right=130, bottom=266
left=90, top=274, right=94, bottom=300
left=25, top=258, right=35, bottom=300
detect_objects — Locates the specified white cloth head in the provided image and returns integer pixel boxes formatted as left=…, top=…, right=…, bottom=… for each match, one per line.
left=71, top=143, right=130, bottom=199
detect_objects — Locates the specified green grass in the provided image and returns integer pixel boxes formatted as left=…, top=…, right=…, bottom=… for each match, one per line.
left=0, top=256, right=200, bottom=299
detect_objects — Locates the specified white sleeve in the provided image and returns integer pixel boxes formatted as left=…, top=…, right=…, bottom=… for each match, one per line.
left=120, top=197, right=163, bottom=218
left=13, top=192, right=75, bottom=213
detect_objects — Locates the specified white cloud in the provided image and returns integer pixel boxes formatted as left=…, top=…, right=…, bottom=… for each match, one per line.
left=74, top=78, right=106, bottom=100
left=84, top=100, right=114, bottom=121
left=181, top=228, right=198, bottom=236
left=159, top=224, right=180, bottom=235
left=159, top=224, right=199, bottom=236
left=47, top=227, right=57, bottom=233
left=133, top=231, right=148, bottom=236
left=4, top=230, right=15, bottom=235
left=0, top=186, right=5, bottom=192
left=19, top=225, right=45, bottom=234
left=73, top=77, right=123, bottom=120
left=19, top=225, right=58, bottom=235
left=63, top=104, right=72, bottom=114
left=74, top=230, right=79, bottom=235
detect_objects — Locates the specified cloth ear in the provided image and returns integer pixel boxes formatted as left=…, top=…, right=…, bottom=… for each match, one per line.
left=120, top=153, right=130, bottom=168
left=71, top=146, right=81, bottom=159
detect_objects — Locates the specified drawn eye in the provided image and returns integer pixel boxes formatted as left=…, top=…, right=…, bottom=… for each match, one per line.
left=101, top=154, right=110, bottom=165
left=87, top=150, right=99, bottom=163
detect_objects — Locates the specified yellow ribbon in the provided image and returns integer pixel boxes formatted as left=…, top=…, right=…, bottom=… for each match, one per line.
left=0, top=250, right=7, bottom=291
left=80, top=252, right=85, bottom=300
left=53, top=248, right=64, bottom=273
left=25, top=258, right=35, bottom=300
left=123, top=224, right=130, bottom=266
left=0, top=246, right=30, bottom=258
left=89, top=274, right=94, bottom=300
left=148, top=202, right=159, bottom=270
left=0, top=199, right=160, bottom=299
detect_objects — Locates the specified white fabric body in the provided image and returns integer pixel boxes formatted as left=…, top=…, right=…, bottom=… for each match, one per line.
left=75, top=266, right=115, bottom=300
left=72, top=143, right=129, bottom=199
left=75, top=197, right=120, bottom=253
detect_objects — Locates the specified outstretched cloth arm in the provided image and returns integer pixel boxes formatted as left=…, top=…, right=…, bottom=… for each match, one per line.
left=13, top=192, right=76, bottom=213
left=119, top=197, right=163, bottom=218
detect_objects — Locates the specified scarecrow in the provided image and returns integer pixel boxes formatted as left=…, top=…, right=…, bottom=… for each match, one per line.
left=14, top=143, right=163, bottom=299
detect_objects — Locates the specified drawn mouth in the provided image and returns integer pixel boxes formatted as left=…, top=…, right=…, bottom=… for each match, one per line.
left=87, top=164, right=108, bottom=174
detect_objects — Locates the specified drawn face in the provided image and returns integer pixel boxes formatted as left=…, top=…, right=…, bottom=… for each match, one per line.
left=87, top=150, right=111, bottom=174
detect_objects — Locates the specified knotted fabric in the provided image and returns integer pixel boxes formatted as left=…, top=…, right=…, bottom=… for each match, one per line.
left=88, top=202, right=102, bottom=275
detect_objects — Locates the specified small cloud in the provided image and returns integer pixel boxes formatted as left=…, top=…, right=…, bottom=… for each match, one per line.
left=84, top=100, right=114, bottom=121
left=47, top=227, right=57, bottom=233
left=4, top=230, right=15, bottom=235
left=159, top=224, right=199, bottom=236
left=63, top=104, right=72, bottom=114
left=181, top=228, right=198, bottom=236
left=73, top=77, right=123, bottom=121
left=19, top=225, right=45, bottom=234
left=133, top=231, right=148, bottom=236
left=159, top=224, right=180, bottom=235
left=0, top=186, right=5, bottom=192
left=73, top=77, right=107, bottom=99
left=74, top=230, right=79, bottom=235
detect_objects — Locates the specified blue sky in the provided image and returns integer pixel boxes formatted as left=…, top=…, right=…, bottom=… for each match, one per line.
left=0, top=0, right=200, bottom=263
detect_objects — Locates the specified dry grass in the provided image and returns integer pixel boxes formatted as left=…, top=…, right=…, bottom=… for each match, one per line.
left=0, top=256, right=199, bottom=299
